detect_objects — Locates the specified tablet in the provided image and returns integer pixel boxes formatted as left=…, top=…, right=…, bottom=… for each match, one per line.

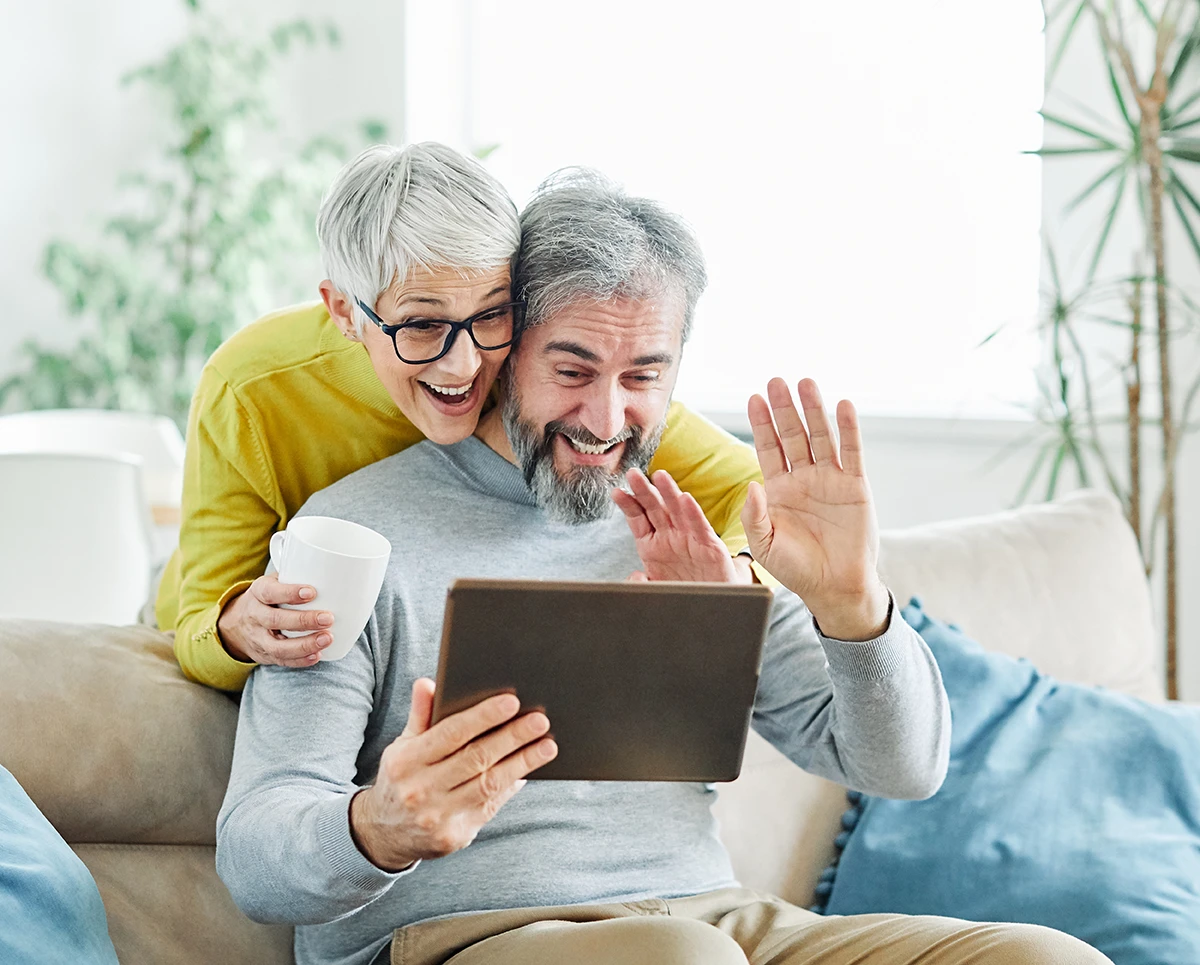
left=431, top=578, right=774, bottom=782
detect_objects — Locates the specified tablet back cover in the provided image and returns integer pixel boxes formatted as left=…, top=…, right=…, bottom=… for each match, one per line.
left=433, top=579, right=773, bottom=782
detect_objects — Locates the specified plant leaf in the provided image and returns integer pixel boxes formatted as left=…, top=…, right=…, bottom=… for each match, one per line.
left=1045, top=441, right=1069, bottom=500
left=1167, top=179, right=1200, bottom=267
left=1165, top=137, right=1200, bottom=163
left=1064, top=159, right=1129, bottom=214
left=1040, top=111, right=1119, bottom=146
left=1170, top=22, right=1200, bottom=90
left=1016, top=440, right=1055, bottom=506
left=1104, top=53, right=1137, bottom=137
left=1031, top=146, right=1121, bottom=156
left=1047, top=1, right=1091, bottom=89
left=1086, top=166, right=1129, bottom=283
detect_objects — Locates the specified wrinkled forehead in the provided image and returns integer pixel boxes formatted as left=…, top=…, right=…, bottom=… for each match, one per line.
left=517, top=293, right=685, bottom=363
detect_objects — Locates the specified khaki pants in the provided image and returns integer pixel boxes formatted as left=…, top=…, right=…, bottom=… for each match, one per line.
left=390, top=888, right=1111, bottom=965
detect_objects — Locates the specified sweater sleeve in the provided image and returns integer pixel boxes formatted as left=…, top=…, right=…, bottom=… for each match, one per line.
left=750, top=590, right=951, bottom=800
left=156, top=363, right=280, bottom=691
left=215, top=628, right=412, bottom=924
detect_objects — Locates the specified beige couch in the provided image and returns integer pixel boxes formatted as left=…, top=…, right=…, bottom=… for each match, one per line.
left=0, top=490, right=1169, bottom=964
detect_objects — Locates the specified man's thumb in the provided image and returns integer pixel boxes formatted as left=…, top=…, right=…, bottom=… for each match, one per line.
left=740, top=481, right=772, bottom=558
left=403, top=677, right=437, bottom=737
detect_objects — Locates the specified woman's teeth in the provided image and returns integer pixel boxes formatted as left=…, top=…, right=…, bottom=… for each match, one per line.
left=423, top=381, right=473, bottom=397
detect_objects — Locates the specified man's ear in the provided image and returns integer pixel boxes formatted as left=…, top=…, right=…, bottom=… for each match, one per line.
left=320, top=280, right=360, bottom=341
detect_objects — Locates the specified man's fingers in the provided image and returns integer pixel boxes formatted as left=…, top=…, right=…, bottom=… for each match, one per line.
left=677, top=491, right=715, bottom=538
left=253, top=575, right=317, bottom=606
left=747, top=394, right=788, bottom=480
left=739, top=480, right=773, bottom=559
left=627, top=469, right=670, bottom=532
left=837, top=399, right=866, bottom=476
left=796, top=379, right=839, bottom=467
left=402, top=678, right=437, bottom=739
left=626, top=571, right=650, bottom=582
left=611, top=488, right=653, bottom=540
left=450, top=737, right=558, bottom=810
left=765, top=377, right=814, bottom=468
left=466, top=775, right=527, bottom=825
left=435, top=711, right=551, bottom=790
left=415, top=692, right=523, bottom=765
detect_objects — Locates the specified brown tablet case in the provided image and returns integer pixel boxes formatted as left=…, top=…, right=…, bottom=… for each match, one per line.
left=431, top=579, right=774, bottom=781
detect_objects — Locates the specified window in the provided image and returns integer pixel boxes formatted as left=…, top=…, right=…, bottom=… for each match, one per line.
left=405, top=1, right=1044, bottom=418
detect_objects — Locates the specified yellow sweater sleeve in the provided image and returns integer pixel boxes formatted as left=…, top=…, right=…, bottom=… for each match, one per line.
left=648, top=401, right=759, bottom=555
left=160, top=365, right=282, bottom=691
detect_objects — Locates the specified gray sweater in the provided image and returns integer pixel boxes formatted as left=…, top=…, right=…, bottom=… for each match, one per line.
left=216, top=438, right=950, bottom=965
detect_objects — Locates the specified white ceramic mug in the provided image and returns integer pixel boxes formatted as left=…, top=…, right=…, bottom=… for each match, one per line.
left=268, top=515, right=392, bottom=661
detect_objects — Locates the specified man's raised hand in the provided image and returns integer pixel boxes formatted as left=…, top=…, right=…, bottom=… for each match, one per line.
left=740, top=378, right=890, bottom=641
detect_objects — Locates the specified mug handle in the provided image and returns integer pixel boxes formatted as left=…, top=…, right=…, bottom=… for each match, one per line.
left=269, top=531, right=288, bottom=578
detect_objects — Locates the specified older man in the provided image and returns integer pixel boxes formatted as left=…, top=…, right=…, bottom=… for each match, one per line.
left=216, top=172, right=1111, bottom=965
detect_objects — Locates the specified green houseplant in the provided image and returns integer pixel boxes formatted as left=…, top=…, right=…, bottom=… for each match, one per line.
left=1031, top=0, right=1200, bottom=698
left=0, top=0, right=385, bottom=429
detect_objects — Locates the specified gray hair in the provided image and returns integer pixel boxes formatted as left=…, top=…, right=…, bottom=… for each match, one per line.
left=514, top=169, right=707, bottom=341
left=317, top=142, right=521, bottom=334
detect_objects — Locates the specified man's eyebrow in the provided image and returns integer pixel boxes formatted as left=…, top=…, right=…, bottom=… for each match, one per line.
left=544, top=340, right=600, bottom=362
left=632, top=352, right=674, bottom=366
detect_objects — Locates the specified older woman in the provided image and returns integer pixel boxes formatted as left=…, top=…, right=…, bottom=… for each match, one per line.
left=155, top=141, right=763, bottom=692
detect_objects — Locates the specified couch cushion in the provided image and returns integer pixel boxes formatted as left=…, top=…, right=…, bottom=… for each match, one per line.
left=877, top=489, right=1162, bottom=701
left=75, top=843, right=292, bottom=965
left=0, top=620, right=236, bottom=844
left=825, top=600, right=1200, bottom=965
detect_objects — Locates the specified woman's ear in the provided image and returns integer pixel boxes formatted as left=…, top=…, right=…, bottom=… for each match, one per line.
left=320, top=281, right=360, bottom=340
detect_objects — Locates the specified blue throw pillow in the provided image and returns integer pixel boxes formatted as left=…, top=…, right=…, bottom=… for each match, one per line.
left=0, top=766, right=118, bottom=964
left=823, top=599, right=1200, bottom=965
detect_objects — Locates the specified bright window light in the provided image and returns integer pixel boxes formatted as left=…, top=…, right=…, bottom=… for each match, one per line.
left=406, top=1, right=1044, bottom=418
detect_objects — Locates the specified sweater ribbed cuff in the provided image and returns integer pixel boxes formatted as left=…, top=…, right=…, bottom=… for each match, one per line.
left=316, top=793, right=416, bottom=896
left=817, top=592, right=913, bottom=682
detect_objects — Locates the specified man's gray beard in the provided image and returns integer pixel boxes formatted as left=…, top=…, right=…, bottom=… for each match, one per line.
left=501, top=387, right=667, bottom=525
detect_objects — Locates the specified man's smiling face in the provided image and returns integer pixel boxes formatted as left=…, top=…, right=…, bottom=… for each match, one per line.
left=500, top=293, right=684, bottom=522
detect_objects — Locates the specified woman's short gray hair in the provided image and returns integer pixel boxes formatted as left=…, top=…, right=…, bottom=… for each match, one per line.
left=317, top=142, right=521, bottom=334
left=514, top=169, right=707, bottom=342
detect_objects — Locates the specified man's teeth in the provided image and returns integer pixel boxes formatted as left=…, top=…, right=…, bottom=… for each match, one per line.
left=565, top=436, right=617, bottom=455
left=424, top=381, right=473, bottom=397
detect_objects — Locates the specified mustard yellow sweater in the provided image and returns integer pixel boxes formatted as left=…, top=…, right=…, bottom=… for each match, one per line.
left=156, top=302, right=764, bottom=691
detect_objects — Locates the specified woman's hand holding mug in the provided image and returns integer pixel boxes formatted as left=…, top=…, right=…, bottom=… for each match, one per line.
left=217, top=515, right=392, bottom=667
left=217, top=573, right=335, bottom=667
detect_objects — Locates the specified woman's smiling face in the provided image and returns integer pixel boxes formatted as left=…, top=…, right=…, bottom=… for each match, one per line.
left=324, top=264, right=514, bottom=444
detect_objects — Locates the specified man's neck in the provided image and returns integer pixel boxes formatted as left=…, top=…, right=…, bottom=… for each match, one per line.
left=474, top=405, right=520, bottom=466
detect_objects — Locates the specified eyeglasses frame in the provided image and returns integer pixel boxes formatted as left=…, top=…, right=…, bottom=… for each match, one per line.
left=354, top=297, right=524, bottom=365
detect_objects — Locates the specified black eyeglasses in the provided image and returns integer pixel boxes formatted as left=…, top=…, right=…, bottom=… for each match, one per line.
left=355, top=298, right=523, bottom=365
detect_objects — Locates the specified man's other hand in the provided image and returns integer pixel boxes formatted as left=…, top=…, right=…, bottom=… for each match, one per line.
left=348, top=679, right=557, bottom=872
left=613, top=468, right=744, bottom=583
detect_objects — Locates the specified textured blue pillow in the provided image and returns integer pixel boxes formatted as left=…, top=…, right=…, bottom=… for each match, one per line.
left=0, top=766, right=118, bottom=964
left=824, top=599, right=1200, bottom=965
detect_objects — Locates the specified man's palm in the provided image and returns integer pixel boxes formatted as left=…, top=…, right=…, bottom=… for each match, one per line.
left=741, top=379, right=881, bottom=611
